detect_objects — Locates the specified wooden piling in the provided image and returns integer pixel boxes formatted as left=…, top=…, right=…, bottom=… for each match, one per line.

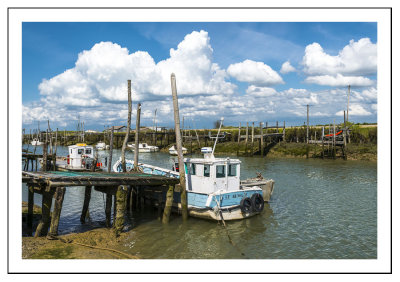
left=48, top=187, right=66, bottom=236
left=134, top=103, right=141, bottom=171
left=27, top=185, right=34, bottom=235
left=114, top=185, right=128, bottom=237
left=260, top=122, right=263, bottom=156
left=35, top=188, right=53, bottom=237
left=237, top=122, right=241, bottom=156
left=121, top=80, right=132, bottom=172
left=80, top=186, right=92, bottom=223
left=105, top=193, right=112, bottom=228
left=107, top=127, right=114, bottom=173
left=170, top=73, right=188, bottom=221
left=162, top=184, right=175, bottom=224
left=41, top=133, right=48, bottom=172
left=251, top=122, right=254, bottom=156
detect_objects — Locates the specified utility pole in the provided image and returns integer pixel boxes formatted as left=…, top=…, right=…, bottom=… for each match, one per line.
left=347, top=85, right=350, bottom=124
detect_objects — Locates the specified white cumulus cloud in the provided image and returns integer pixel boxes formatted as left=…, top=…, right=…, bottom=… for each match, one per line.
left=227, top=59, right=283, bottom=86
left=245, top=85, right=277, bottom=97
left=304, top=74, right=374, bottom=87
left=38, top=30, right=236, bottom=107
left=302, top=38, right=376, bottom=76
left=280, top=61, right=296, bottom=74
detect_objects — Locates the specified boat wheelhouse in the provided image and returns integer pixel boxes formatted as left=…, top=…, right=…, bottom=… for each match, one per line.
left=57, top=143, right=102, bottom=171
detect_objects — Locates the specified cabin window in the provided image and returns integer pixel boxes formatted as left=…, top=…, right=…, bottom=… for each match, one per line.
left=184, top=163, right=188, bottom=174
left=228, top=164, right=237, bottom=176
left=196, top=164, right=203, bottom=176
left=77, top=149, right=84, bottom=154
left=190, top=163, right=196, bottom=175
left=85, top=148, right=92, bottom=154
left=204, top=164, right=210, bottom=177
left=216, top=165, right=225, bottom=178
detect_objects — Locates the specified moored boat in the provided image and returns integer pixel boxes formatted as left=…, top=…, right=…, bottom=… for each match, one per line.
left=31, top=138, right=43, bottom=146
left=95, top=141, right=107, bottom=150
left=57, top=143, right=103, bottom=171
left=127, top=143, right=159, bottom=153
left=169, top=145, right=188, bottom=155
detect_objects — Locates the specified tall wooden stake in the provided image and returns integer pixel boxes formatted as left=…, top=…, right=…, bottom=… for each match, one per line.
left=121, top=80, right=132, bottom=172
left=134, top=103, right=141, bottom=171
left=260, top=122, right=264, bottom=156
left=107, top=127, right=114, bottom=173
left=49, top=187, right=66, bottom=236
left=170, top=73, right=188, bottom=221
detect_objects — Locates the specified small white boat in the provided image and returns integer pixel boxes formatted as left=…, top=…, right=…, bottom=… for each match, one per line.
left=31, top=138, right=43, bottom=146
left=57, top=143, right=102, bottom=171
left=95, top=141, right=106, bottom=150
left=127, top=143, right=159, bottom=153
left=169, top=145, right=188, bottom=156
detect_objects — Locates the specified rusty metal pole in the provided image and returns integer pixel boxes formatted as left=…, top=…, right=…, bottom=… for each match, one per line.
left=170, top=73, right=188, bottom=221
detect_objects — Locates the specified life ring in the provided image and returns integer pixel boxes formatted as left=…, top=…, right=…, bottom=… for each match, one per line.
left=240, top=197, right=253, bottom=213
left=251, top=193, right=264, bottom=212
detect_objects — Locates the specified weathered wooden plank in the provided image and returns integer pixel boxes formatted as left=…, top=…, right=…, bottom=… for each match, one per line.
left=48, top=187, right=66, bottom=236
left=34, top=189, right=53, bottom=237
left=80, top=186, right=92, bottom=224
left=114, top=185, right=128, bottom=236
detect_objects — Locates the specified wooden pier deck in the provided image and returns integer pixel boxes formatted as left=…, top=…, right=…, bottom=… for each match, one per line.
left=22, top=171, right=179, bottom=238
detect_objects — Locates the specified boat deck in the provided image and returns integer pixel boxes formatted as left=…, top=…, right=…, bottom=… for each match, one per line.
left=22, top=170, right=179, bottom=188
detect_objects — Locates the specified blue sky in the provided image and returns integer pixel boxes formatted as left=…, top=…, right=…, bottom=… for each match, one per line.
left=22, top=22, right=377, bottom=130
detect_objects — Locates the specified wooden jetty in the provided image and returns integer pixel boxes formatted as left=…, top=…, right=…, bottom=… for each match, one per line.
left=237, top=121, right=285, bottom=156
left=22, top=170, right=179, bottom=237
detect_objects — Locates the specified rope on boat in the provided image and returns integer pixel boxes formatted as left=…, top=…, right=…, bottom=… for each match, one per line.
left=214, top=194, right=246, bottom=257
left=46, top=234, right=140, bottom=259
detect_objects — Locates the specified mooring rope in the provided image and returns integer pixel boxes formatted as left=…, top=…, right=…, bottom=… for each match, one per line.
left=47, top=235, right=140, bottom=259
left=214, top=194, right=246, bottom=257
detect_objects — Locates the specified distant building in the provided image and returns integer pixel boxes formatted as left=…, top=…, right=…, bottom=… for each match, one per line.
left=106, top=125, right=127, bottom=132
left=85, top=130, right=98, bottom=134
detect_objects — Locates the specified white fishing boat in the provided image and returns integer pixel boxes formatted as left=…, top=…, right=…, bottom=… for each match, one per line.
left=95, top=141, right=107, bottom=150
left=57, top=143, right=102, bottom=171
left=113, top=119, right=274, bottom=221
left=31, top=138, right=43, bottom=146
left=127, top=143, right=159, bottom=153
left=169, top=145, right=188, bottom=155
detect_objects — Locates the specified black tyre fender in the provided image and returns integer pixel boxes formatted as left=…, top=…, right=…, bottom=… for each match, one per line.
left=240, top=197, right=253, bottom=213
left=251, top=193, right=264, bottom=212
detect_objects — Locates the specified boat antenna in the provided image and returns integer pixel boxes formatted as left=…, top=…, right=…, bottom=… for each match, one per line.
left=212, top=117, right=224, bottom=155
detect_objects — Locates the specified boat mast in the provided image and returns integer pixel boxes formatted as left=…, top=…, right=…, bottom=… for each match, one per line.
left=212, top=117, right=224, bottom=155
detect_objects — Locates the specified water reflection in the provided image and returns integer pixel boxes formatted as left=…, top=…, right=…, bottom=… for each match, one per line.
left=21, top=145, right=377, bottom=259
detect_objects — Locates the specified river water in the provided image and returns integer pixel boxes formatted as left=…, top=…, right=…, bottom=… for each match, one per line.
left=22, top=145, right=377, bottom=259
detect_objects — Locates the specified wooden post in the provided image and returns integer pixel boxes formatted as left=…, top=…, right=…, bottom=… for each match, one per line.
left=105, top=193, right=112, bottom=228
left=107, top=127, right=114, bottom=173
left=35, top=188, right=53, bottom=237
left=343, top=110, right=347, bottom=147
left=80, top=186, right=92, bottom=223
left=48, top=187, right=66, bottom=236
left=322, top=127, right=325, bottom=159
left=333, top=120, right=336, bottom=159
left=162, top=184, right=175, bottom=224
left=121, top=80, right=132, bottom=172
left=237, top=122, right=241, bottom=156
left=27, top=185, right=34, bottom=236
left=251, top=122, right=254, bottom=156
left=126, top=186, right=132, bottom=212
left=260, top=122, right=263, bottom=156
left=306, top=105, right=309, bottom=144
left=41, top=131, right=48, bottom=171
left=134, top=103, right=141, bottom=171
left=170, top=73, right=188, bottom=221
left=283, top=121, right=286, bottom=142
left=114, top=185, right=128, bottom=237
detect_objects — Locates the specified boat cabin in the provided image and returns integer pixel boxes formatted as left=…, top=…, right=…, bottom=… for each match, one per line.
left=176, top=147, right=241, bottom=193
left=68, top=143, right=94, bottom=168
